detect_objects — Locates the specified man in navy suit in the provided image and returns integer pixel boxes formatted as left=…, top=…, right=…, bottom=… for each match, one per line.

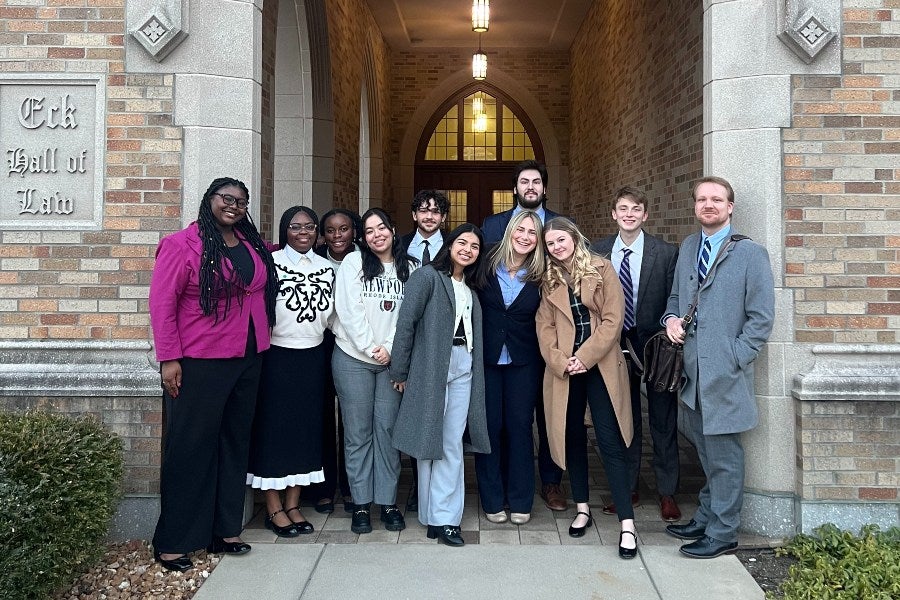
left=592, top=186, right=682, bottom=523
left=482, top=160, right=567, bottom=512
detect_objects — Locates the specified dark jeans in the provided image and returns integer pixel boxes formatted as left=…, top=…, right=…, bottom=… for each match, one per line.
left=564, top=369, right=634, bottom=521
left=474, top=362, right=541, bottom=513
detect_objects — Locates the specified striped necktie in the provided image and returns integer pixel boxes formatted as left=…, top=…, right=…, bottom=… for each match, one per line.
left=698, top=238, right=712, bottom=283
left=619, top=248, right=635, bottom=331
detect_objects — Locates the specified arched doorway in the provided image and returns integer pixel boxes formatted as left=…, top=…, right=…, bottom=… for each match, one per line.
left=414, top=83, right=544, bottom=229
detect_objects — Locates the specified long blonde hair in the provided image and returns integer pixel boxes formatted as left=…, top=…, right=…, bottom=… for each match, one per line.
left=487, top=210, right=545, bottom=283
left=542, top=217, right=600, bottom=293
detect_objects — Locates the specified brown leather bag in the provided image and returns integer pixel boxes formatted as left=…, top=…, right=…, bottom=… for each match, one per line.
left=642, top=330, right=685, bottom=393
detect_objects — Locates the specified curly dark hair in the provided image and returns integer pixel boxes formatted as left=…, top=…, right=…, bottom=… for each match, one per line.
left=196, top=177, right=278, bottom=326
left=410, top=189, right=450, bottom=215
left=358, top=208, right=415, bottom=283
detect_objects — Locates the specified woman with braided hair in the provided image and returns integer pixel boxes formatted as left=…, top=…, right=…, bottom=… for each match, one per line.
left=149, top=177, right=278, bottom=571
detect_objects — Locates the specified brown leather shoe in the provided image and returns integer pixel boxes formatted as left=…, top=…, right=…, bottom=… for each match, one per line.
left=601, top=491, right=640, bottom=515
left=540, top=484, right=567, bottom=511
left=659, top=495, right=682, bottom=522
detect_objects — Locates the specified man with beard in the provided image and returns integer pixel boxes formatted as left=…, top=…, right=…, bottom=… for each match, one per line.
left=399, top=189, right=449, bottom=512
left=482, top=160, right=568, bottom=513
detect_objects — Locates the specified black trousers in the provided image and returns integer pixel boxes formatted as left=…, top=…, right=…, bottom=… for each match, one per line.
left=152, top=348, right=262, bottom=554
left=564, top=369, right=634, bottom=521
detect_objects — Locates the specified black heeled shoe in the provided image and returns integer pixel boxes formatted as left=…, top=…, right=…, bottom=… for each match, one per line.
left=207, top=537, right=251, bottom=555
left=284, top=506, right=315, bottom=534
left=265, top=509, right=301, bottom=537
left=154, top=550, right=192, bottom=572
left=568, top=511, right=593, bottom=538
left=619, top=529, right=638, bottom=559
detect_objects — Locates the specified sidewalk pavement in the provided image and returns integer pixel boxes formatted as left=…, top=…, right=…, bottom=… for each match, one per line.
left=194, top=429, right=780, bottom=600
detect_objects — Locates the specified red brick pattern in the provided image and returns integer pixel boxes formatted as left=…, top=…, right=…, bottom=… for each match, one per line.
left=568, top=0, right=703, bottom=243
left=784, top=3, right=899, bottom=345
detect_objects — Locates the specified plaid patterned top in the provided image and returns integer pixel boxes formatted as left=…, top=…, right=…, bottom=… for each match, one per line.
left=568, top=287, right=591, bottom=352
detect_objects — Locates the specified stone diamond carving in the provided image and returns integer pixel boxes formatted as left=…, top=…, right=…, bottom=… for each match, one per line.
left=778, top=7, right=836, bottom=64
left=130, top=6, right=187, bottom=62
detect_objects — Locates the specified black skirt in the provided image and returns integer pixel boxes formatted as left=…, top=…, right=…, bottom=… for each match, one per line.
left=246, top=343, right=326, bottom=489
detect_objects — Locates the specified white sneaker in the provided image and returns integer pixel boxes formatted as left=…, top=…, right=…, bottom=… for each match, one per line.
left=484, top=510, right=508, bottom=523
left=510, top=512, right=531, bottom=525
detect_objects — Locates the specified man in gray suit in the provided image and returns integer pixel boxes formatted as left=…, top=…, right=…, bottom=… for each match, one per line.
left=663, top=176, right=775, bottom=558
left=592, top=186, right=681, bottom=522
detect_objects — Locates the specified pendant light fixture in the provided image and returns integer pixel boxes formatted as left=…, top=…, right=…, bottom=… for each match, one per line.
left=472, top=34, right=487, bottom=80
left=472, top=0, right=489, bottom=33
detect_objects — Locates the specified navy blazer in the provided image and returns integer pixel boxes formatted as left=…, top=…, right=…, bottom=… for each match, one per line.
left=481, top=206, right=563, bottom=246
left=591, top=232, right=678, bottom=354
left=478, top=271, right=543, bottom=366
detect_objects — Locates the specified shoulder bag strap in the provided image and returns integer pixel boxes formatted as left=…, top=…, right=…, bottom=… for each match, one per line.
left=681, top=234, right=750, bottom=328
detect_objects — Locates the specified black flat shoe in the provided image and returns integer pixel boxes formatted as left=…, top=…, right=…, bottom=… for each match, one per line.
left=265, top=509, right=300, bottom=538
left=666, top=519, right=706, bottom=540
left=426, top=524, right=439, bottom=539
left=284, top=506, right=315, bottom=534
left=207, top=538, right=251, bottom=555
left=619, top=530, right=638, bottom=559
left=380, top=504, right=406, bottom=531
left=679, top=535, right=738, bottom=559
left=435, top=525, right=464, bottom=547
left=314, top=499, right=335, bottom=514
left=154, top=551, right=192, bottom=572
left=351, top=502, right=373, bottom=534
left=568, top=511, right=593, bottom=538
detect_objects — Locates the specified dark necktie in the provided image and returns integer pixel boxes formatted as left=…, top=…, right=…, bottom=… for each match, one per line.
left=698, top=238, right=712, bottom=284
left=619, top=248, right=635, bottom=331
left=421, top=240, right=431, bottom=265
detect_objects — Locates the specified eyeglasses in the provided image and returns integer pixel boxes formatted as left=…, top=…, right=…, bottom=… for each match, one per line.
left=287, top=223, right=317, bottom=232
left=416, top=207, right=444, bottom=216
left=213, top=192, right=250, bottom=209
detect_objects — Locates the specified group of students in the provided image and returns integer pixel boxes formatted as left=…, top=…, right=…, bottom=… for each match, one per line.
left=148, top=162, right=713, bottom=572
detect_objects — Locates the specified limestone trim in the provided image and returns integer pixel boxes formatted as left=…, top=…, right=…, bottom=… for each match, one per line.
left=792, top=345, right=900, bottom=402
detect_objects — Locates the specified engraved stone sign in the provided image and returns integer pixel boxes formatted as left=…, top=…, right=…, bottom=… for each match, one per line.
left=0, top=74, right=105, bottom=230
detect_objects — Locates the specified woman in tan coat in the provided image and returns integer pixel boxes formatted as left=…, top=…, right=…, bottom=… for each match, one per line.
left=536, top=217, right=637, bottom=559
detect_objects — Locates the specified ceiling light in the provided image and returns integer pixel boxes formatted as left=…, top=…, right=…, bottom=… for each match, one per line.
left=472, top=0, right=489, bottom=32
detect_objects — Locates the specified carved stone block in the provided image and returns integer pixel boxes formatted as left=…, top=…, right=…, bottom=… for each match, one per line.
left=130, top=5, right=187, bottom=62
left=778, top=6, right=837, bottom=64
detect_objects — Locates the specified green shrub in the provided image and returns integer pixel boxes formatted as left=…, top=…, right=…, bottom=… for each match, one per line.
left=772, top=523, right=900, bottom=600
left=0, top=411, right=124, bottom=600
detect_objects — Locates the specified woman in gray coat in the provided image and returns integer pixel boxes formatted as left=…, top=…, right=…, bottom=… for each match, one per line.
left=391, top=223, right=490, bottom=547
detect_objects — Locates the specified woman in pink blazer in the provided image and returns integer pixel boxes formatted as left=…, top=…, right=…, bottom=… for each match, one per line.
left=149, top=177, right=278, bottom=572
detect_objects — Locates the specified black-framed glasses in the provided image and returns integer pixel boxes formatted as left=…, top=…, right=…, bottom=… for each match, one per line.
left=287, top=223, right=317, bottom=232
left=213, top=192, right=250, bottom=209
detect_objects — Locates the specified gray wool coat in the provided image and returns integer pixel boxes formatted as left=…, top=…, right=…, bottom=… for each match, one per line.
left=390, top=265, right=490, bottom=460
left=665, top=230, right=775, bottom=435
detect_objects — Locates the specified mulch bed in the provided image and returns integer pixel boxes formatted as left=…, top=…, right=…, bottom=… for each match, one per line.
left=736, top=547, right=796, bottom=598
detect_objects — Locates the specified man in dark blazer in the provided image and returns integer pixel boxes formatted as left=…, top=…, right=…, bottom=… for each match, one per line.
left=400, top=190, right=449, bottom=267
left=592, top=186, right=681, bottom=523
left=482, top=159, right=567, bottom=512
left=663, top=176, right=774, bottom=558
left=397, top=189, right=449, bottom=513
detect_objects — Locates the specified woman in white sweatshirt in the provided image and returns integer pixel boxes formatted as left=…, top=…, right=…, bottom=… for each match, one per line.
left=332, top=208, right=416, bottom=535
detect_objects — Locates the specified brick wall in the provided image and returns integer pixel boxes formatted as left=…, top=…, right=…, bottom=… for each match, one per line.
left=568, top=0, right=703, bottom=242
left=0, top=1, right=180, bottom=345
left=259, top=0, right=278, bottom=239
left=390, top=49, right=571, bottom=205
left=797, top=400, right=898, bottom=502
left=325, top=0, right=393, bottom=211
left=783, top=2, right=899, bottom=346
left=0, top=0, right=181, bottom=496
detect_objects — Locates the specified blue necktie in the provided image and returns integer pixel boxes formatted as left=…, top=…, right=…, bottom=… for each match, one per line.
left=698, top=238, right=711, bottom=283
left=619, top=248, right=635, bottom=331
